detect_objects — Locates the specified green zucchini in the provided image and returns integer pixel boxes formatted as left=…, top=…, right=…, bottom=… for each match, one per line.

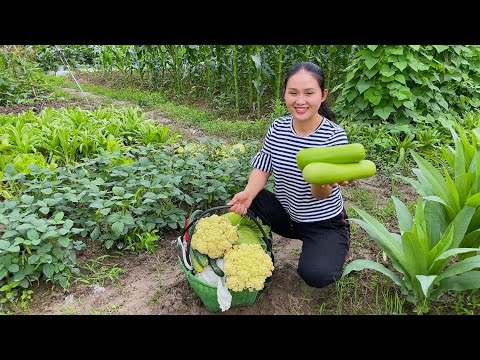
left=208, top=257, right=225, bottom=277
left=296, top=143, right=365, bottom=170
left=189, top=249, right=205, bottom=273
left=303, top=160, right=376, bottom=185
left=191, top=248, right=209, bottom=267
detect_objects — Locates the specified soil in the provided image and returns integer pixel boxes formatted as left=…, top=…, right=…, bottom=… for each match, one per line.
left=1, top=80, right=421, bottom=315
left=26, top=234, right=314, bottom=315
left=0, top=99, right=87, bottom=116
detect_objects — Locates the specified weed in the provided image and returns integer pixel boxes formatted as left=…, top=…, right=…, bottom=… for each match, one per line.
left=75, top=255, right=126, bottom=287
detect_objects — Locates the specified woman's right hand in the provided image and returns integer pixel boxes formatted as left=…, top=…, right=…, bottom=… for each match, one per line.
left=227, top=190, right=253, bottom=216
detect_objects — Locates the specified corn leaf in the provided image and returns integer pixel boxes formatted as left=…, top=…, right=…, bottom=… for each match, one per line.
left=459, top=229, right=480, bottom=249
left=456, top=173, right=475, bottom=208
left=350, top=206, right=406, bottom=270
left=395, top=175, right=429, bottom=197
left=402, top=231, right=427, bottom=278
left=437, top=255, right=480, bottom=282
left=423, top=199, right=448, bottom=248
left=343, top=259, right=406, bottom=291
left=411, top=151, right=449, bottom=201
left=441, top=146, right=455, bottom=168
left=412, top=168, right=434, bottom=195
left=444, top=171, right=461, bottom=219
left=392, top=196, right=412, bottom=234
left=429, top=206, right=475, bottom=272
left=412, top=197, right=429, bottom=253
left=431, top=271, right=480, bottom=299
left=466, top=192, right=480, bottom=208
left=427, top=225, right=454, bottom=271
left=453, top=136, right=467, bottom=177
left=416, top=275, right=437, bottom=298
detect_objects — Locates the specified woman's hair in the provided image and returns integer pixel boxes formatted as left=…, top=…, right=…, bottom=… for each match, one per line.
left=283, top=61, right=337, bottom=123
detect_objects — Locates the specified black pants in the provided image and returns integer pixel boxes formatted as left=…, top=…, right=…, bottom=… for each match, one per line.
left=250, top=189, right=351, bottom=289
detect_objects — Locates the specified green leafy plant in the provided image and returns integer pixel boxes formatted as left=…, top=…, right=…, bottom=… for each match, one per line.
left=0, top=45, right=50, bottom=105
left=398, top=123, right=480, bottom=256
left=0, top=106, right=178, bottom=168
left=0, top=194, right=86, bottom=302
left=125, top=226, right=160, bottom=253
left=333, top=45, right=480, bottom=124
left=344, top=197, right=480, bottom=314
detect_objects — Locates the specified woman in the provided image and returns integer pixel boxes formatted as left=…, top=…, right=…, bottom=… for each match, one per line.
left=228, top=61, right=351, bottom=288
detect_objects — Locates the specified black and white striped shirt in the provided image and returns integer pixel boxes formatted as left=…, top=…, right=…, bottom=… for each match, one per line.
left=252, top=115, right=348, bottom=222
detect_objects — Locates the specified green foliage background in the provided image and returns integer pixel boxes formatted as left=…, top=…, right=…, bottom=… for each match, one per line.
left=333, top=45, right=480, bottom=124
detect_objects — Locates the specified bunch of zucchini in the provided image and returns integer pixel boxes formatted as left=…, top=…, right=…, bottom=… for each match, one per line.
left=190, top=248, right=225, bottom=277
left=296, top=143, right=376, bottom=185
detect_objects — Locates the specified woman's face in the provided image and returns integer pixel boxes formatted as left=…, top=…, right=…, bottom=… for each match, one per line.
left=284, top=70, right=328, bottom=122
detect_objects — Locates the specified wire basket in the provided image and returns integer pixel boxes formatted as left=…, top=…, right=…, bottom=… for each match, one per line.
left=177, top=205, right=273, bottom=312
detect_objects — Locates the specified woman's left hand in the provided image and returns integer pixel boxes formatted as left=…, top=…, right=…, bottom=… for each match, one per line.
left=334, top=179, right=357, bottom=187
left=312, top=180, right=357, bottom=200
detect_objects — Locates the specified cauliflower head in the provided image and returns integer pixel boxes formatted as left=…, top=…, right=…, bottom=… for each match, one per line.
left=191, top=214, right=238, bottom=258
left=224, top=243, right=274, bottom=292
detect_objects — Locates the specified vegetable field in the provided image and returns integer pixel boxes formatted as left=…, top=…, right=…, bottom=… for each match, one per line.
left=2, top=45, right=480, bottom=315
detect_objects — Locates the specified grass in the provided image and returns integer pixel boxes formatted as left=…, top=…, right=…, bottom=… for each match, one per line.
left=50, top=87, right=77, bottom=100
left=316, top=302, right=327, bottom=314
left=90, top=303, right=122, bottom=315
left=373, top=279, right=407, bottom=315
left=334, top=276, right=355, bottom=315
left=74, top=255, right=127, bottom=287
left=344, top=185, right=379, bottom=214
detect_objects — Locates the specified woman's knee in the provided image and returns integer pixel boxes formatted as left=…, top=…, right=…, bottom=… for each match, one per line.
left=297, top=266, right=342, bottom=289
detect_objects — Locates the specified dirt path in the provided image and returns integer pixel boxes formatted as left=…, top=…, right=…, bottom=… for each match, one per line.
left=4, top=85, right=402, bottom=315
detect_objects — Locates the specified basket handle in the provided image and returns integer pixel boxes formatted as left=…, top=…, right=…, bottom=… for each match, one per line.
left=180, top=205, right=272, bottom=261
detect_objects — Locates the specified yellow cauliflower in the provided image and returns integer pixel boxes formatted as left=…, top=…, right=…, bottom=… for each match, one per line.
left=224, top=243, right=274, bottom=292
left=191, top=214, right=238, bottom=258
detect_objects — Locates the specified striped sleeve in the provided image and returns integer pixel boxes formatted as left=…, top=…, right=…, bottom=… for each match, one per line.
left=326, top=128, right=348, bottom=146
left=251, top=123, right=274, bottom=173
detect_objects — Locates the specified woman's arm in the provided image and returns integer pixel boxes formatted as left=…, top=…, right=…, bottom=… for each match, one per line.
left=311, top=181, right=351, bottom=200
left=228, top=168, right=270, bottom=215
left=244, top=168, right=270, bottom=199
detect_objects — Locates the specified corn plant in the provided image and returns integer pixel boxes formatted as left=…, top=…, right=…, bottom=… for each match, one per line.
left=344, top=197, right=480, bottom=314
left=232, top=45, right=239, bottom=115
left=165, top=45, right=186, bottom=97
left=398, top=124, right=480, bottom=256
left=251, top=46, right=263, bottom=119
left=274, top=45, right=285, bottom=101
